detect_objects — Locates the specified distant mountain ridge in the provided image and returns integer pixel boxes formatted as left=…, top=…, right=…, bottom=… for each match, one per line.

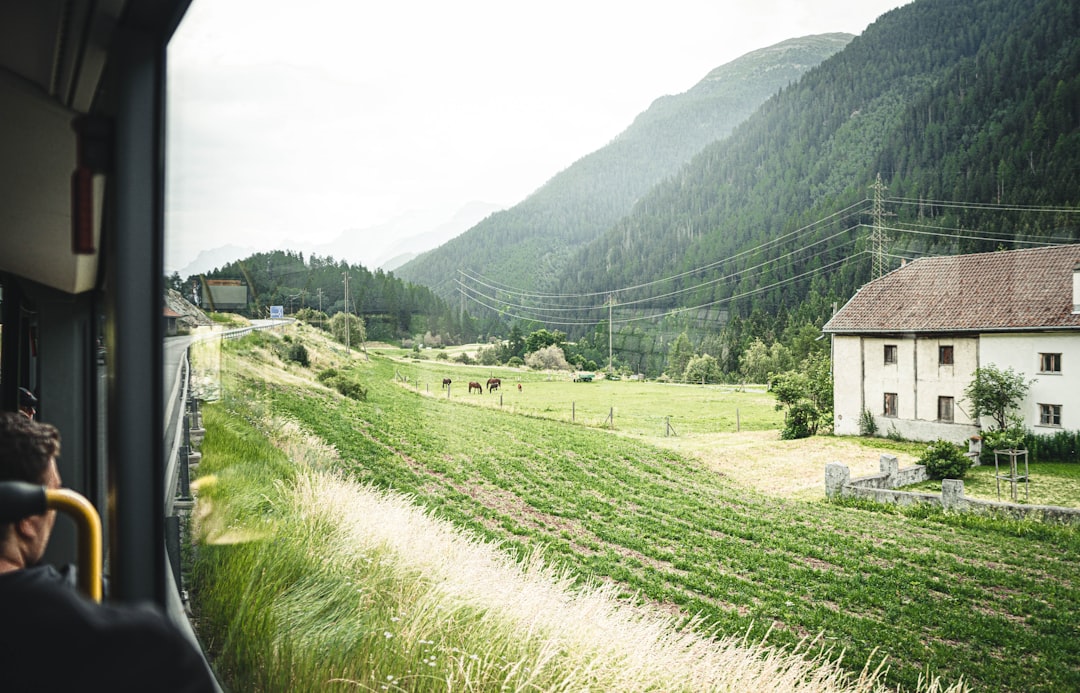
left=545, top=0, right=1080, bottom=375
left=173, top=202, right=501, bottom=278
left=394, top=33, right=854, bottom=296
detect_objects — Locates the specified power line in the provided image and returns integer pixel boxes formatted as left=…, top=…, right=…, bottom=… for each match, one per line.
left=461, top=198, right=872, bottom=301
left=872, top=224, right=1072, bottom=248
left=457, top=226, right=861, bottom=321
left=886, top=197, right=1080, bottom=215
left=458, top=251, right=863, bottom=327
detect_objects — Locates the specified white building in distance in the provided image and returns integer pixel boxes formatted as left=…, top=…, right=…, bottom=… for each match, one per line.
left=824, top=244, right=1080, bottom=442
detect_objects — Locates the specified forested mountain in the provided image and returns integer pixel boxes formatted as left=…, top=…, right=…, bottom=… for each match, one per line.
left=486, top=0, right=1079, bottom=376
left=393, top=34, right=853, bottom=297
left=182, top=250, right=474, bottom=343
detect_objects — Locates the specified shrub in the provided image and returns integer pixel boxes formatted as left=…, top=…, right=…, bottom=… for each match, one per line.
left=286, top=343, right=310, bottom=367
left=316, top=368, right=366, bottom=401
left=331, top=376, right=367, bottom=401
left=436, top=352, right=449, bottom=361
left=780, top=400, right=818, bottom=440
left=507, top=356, right=524, bottom=368
left=1021, top=429, right=1080, bottom=463
left=920, top=439, right=972, bottom=480
left=477, top=346, right=500, bottom=366
left=859, top=408, right=878, bottom=436
left=525, top=345, right=571, bottom=371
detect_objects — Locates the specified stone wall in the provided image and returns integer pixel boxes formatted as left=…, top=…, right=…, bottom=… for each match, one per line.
left=825, top=454, right=1080, bottom=524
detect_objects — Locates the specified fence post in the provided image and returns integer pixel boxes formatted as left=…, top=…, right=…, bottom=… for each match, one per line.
left=941, top=479, right=965, bottom=510
left=572, top=401, right=575, bottom=422
left=825, top=462, right=850, bottom=499
left=736, top=408, right=740, bottom=432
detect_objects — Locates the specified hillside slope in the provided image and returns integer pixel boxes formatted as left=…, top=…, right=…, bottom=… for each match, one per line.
left=554, top=0, right=1079, bottom=353
left=393, top=34, right=853, bottom=297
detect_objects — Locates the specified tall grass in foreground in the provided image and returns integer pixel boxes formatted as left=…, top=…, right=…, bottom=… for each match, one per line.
left=191, top=402, right=963, bottom=693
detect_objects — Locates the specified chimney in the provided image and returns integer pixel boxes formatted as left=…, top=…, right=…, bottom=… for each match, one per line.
left=1071, top=260, right=1080, bottom=310
left=1074, top=263, right=1080, bottom=314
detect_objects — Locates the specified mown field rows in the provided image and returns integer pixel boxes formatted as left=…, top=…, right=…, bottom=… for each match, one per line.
left=196, top=331, right=1080, bottom=691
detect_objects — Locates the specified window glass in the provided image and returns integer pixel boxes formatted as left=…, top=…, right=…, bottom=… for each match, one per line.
left=884, top=344, right=897, bottom=364
left=1039, top=353, right=1062, bottom=373
left=938, top=396, right=953, bottom=422
left=1039, top=404, right=1062, bottom=426
left=938, top=345, right=954, bottom=365
left=883, top=392, right=897, bottom=417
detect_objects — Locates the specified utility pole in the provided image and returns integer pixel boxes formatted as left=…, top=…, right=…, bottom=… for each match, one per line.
left=342, top=272, right=350, bottom=354
left=607, top=293, right=614, bottom=373
left=870, top=173, right=890, bottom=279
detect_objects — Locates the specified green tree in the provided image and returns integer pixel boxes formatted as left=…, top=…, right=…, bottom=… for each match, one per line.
left=739, top=339, right=792, bottom=384
left=770, top=351, right=833, bottom=439
left=524, top=328, right=566, bottom=354
left=666, top=332, right=696, bottom=380
left=964, top=364, right=1032, bottom=430
left=330, top=312, right=366, bottom=350
left=683, top=354, right=722, bottom=384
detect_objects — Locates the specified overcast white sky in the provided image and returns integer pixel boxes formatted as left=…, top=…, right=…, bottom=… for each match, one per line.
left=165, top=0, right=911, bottom=273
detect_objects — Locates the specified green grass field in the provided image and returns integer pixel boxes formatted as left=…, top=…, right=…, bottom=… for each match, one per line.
left=383, top=357, right=782, bottom=436
left=908, top=462, right=1080, bottom=507
left=192, top=330, right=1080, bottom=692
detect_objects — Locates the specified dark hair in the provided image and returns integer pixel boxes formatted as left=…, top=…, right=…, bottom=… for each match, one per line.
left=0, top=411, right=61, bottom=485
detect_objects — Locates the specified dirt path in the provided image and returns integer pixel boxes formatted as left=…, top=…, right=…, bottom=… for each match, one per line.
left=643, top=431, right=919, bottom=501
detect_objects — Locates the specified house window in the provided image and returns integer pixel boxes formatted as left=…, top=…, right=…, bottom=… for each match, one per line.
left=1040, top=353, right=1062, bottom=373
left=883, top=392, right=897, bottom=417
left=938, top=396, right=954, bottom=422
left=884, top=344, right=897, bottom=364
left=939, top=345, right=954, bottom=365
left=1039, top=404, right=1062, bottom=426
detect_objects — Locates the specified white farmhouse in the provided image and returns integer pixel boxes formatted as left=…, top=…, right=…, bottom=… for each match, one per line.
left=824, top=244, right=1080, bottom=442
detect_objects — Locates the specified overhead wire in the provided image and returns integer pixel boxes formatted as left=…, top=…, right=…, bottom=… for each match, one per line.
left=457, top=195, right=1078, bottom=330
left=460, top=198, right=873, bottom=301
left=457, top=227, right=861, bottom=321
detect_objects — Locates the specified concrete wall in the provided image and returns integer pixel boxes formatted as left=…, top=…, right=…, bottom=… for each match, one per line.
left=832, top=334, right=980, bottom=441
left=980, top=332, right=1080, bottom=432
left=825, top=456, right=1080, bottom=524
left=833, top=335, right=863, bottom=436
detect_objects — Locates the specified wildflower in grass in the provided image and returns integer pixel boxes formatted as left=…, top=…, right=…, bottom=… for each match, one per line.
left=384, top=631, right=393, bottom=639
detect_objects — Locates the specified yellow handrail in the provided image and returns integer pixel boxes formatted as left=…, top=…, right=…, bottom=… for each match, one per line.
left=46, top=489, right=103, bottom=603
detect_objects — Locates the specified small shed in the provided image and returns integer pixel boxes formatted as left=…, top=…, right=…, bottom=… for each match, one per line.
left=163, top=306, right=181, bottom=336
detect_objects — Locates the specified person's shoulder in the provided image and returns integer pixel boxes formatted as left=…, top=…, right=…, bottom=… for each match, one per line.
left=0, top=569, right=217, bottom=692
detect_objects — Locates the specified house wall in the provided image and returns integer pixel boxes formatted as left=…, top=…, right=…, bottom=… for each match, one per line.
left=833, top=335, right=863, bottom=436
left=980, top=333, right=1080, bottom=432
left=832, top=334, right=980, bottom=441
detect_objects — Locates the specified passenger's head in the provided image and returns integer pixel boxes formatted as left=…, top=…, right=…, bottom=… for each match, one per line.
left=0, top=411, right=60, bottom=485
left=0, top=412, right=62, bottom=568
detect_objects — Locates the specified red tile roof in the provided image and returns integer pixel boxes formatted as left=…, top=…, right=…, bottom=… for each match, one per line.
left=824, top=244, right=1080, bottom=334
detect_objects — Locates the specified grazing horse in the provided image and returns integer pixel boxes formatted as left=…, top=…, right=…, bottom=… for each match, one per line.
left=517, top=383, right=522, bottom=392
left=468, top=381, right=483, bottom=394
left=487, top=377, right=501, bottom=393
left=442, top=378, right=452, bottom=389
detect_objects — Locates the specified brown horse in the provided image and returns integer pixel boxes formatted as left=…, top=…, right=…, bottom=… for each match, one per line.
left=486, top=377, right=501, bottom=393
left=442, top=378, right=452, bottom=389
left=468, top=381, right=483, bottom=394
